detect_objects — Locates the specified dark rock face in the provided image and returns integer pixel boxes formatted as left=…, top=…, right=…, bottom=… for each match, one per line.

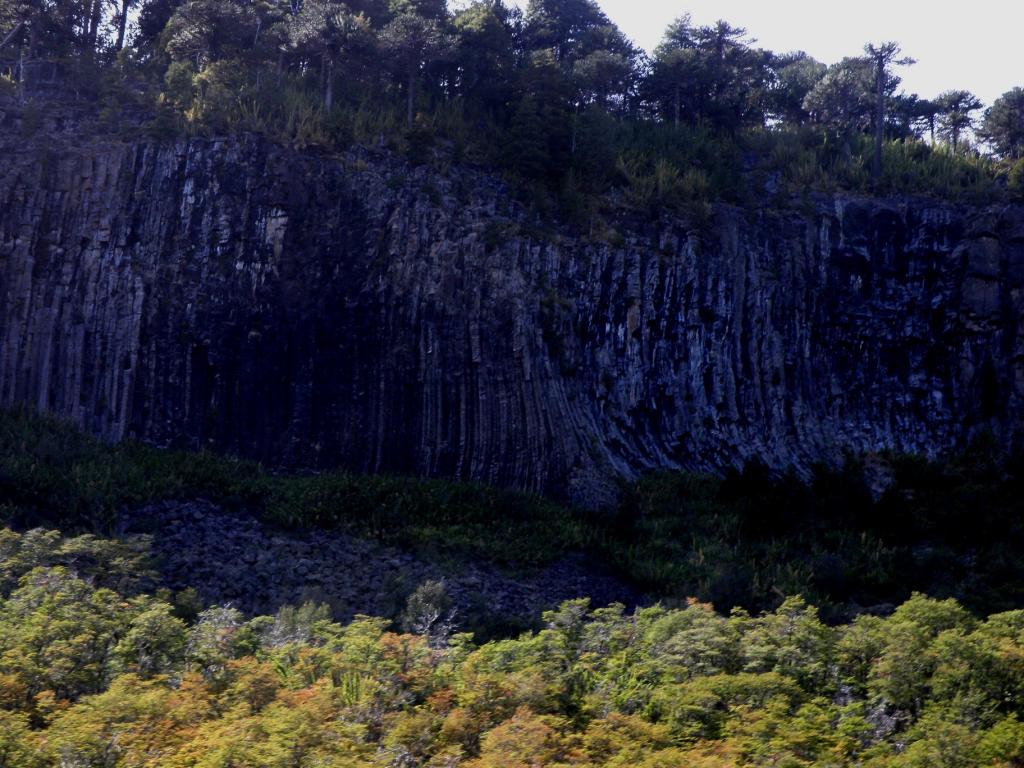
left=2, top=130, right=1023, bottom=505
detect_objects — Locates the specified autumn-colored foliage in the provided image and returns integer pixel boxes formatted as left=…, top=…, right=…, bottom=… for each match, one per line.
left=0, top=526, right=1020, bottom=766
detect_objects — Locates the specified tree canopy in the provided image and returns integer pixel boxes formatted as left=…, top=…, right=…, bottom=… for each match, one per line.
left=0, top=527, right=1024, bottom=766
left=0, top=0, right=1017, bottom=203
left=982, top=87, right=1024, bottom=158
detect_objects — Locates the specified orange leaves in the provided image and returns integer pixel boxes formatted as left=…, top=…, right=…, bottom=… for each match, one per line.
left=468, top=706, right=576, bottom=768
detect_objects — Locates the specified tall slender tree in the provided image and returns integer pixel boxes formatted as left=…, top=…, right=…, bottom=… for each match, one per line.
left=864, top=41, right=914, bottom=185
left=572, top=48, right=631, bottom=110
left=649, top=13, right=695, bottom=129
left=380, top=11, right=452, bottom=127
left=936, top=89, right=984, bottom=152
left=913, top=97, right=941, bottom=143
left=649, top=16, right=770, bottom=131
left=111, top=0, right=135, bottom=50
left=290, top=0, right=373, bottom=110
left=450, top=0, right=516, bottom=118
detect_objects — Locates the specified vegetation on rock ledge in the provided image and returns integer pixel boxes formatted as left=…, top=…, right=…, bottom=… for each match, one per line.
left=2, top=0, right=1023, bottom=212
left=2, top=410, right=1023, bottom=624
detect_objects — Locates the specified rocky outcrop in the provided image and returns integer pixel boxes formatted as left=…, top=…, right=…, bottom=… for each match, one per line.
left=120, top=500, right=638, bottom=625
left=2, top=119, right=1023, bottom=505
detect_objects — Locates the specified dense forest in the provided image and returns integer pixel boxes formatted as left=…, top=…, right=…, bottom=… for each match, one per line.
left=2, top=0, right=1024, bottom=208
left=5, top=523, right=1024, bottom=764
left=0, top=412, right=1021, bottom=764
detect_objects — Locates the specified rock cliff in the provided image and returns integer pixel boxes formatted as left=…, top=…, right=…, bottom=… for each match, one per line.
left=2, top=118, right=1023, bottom=505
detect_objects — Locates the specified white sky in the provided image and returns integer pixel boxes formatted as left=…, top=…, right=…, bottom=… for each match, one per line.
left=505, top=0, right=1023, bottom=107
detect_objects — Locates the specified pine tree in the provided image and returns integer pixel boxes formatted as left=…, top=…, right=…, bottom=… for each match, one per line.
left=981, top=87, right=1024, bottom=159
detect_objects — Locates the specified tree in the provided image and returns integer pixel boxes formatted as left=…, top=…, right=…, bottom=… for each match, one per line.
left=913, top=96, right=942, bottom=143
left=388, top=0, right=445, bottom=22
left=131, top=0, right=181, bottom=57
left=111, top=0, right=137, bottom=51
left=0, top=17, right=25, bottom=53
left=503, top=94, right=550, bottom=179
left=981, top=87, right=1024, bottom=158
left=524, top=0, right=637, bottom=136
left=696, top=20, right=773, bottom=130
left=0, top=567, right=132, bottom=701
left=187, top=605, right=255, bottom=680
left=769, top=51, right=826, bottom=125
left=401, top=579, right=456, bottom=648
left=649, top=16, right=771, bottom=131
left=506, top=50, right=574, bottom=177
left=451, top=0, right=516, bottom=118
left=864, top=41, right=914, bottom=184
left=889, top=93, right=928, bottom=140
left=379, top=11, right=453, bottom=127
left=0, top=0, right=98, bottom=59
left=161, top=0, right=261, bottom=66
left=470, top=706, right=569, bottom=768
left=524, top=0, right=615, bottom=65
left=115, top=603, right=187, bottom=678
left=649, top=23, right=695, bottom=129
left=290, top=1, right=373, bottom=110
left=0, top=711, right=47, bottom=767
left=572, top=48, right=631, bottom=110
left=936, top=89, right=984, bottom=152
left=803, top=57, right=876, bottom=138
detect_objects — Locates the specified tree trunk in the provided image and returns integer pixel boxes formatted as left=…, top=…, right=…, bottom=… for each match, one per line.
left=0, top=21, right=25, bottom=52
left=571, top=107, right=577, bottom=155
left=324, top=56, right=334, bottom=111
left=674, top=83, right=680, bottom=129
left=406, top=67, right=416, bottom=128
left=115, top=0, right=130, bottom=51
left=873, top=56, right=884, bottom=186
left=28, top=18, right=38, bottom=59
left=86, top=0, right=103, bottom=59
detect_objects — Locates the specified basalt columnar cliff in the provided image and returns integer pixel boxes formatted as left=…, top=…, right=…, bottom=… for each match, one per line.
left=2, top=113, right=1023, bottom=505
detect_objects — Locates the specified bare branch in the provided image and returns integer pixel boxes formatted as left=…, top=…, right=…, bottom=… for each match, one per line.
left=0, top=21, right=25, bottom=52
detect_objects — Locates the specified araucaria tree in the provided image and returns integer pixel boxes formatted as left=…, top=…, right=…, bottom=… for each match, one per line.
left=802, top=56, right=876, bottom=138
left=864, top=41, right=914, bottom=184
left=936, top=89, right=984, bottom=152
left=981, top=87, right=1024, bottom=159
left=648, top=15, right=772, bottom=132
left=380, top=10, right=452, bottom=127
left=2, top=0, right=1018, bottom=200
left=289, top=1, right=373, bottom=110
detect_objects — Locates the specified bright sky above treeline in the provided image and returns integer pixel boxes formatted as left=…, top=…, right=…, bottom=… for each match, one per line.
left=502, top=0, right=1022, bottom=107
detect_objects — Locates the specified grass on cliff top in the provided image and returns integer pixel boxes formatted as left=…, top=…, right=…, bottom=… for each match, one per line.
left=2, top=408, right=1023, bottom=621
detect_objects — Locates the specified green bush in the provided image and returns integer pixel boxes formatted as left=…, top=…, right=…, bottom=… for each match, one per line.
left=1009, top=156, right=1024, bottom=199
